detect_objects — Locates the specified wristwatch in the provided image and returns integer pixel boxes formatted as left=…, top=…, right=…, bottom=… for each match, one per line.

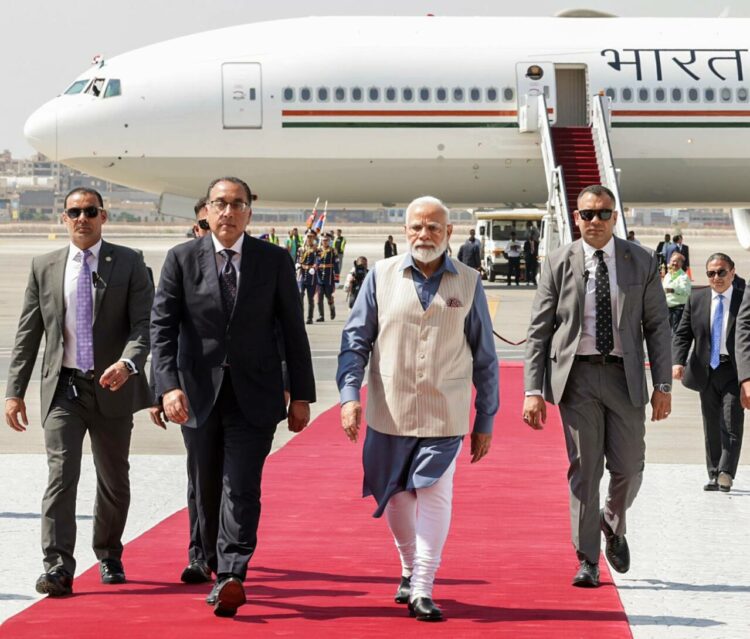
left=654, top=383, right=672, bottom=394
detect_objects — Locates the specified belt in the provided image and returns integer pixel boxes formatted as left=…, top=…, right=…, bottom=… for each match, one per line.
left=574, top=354, right=624, bottom=365
left=61, top=367, right=95, bottom=380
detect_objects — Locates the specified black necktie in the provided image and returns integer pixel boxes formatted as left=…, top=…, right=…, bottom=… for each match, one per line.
left=594, top=249, right=614, bottom=355
left=219, top=249, right=237, bottom=316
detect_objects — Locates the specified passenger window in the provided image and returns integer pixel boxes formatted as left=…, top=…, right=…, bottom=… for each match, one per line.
left=334, top=87, right=346, bottom=102
left=503, top=87, right=515, bottom=102
left=738, top=87, right=749, bottom=102
left=452, top=87, right=464, bottom=102
left=436, top=87, right=447, bottom=102
left=621, top=87, right=633, bottom=102
left=637, top=87, right=650, bottom=102
left=351, top=87, right=363, bottom=102
left=103, top=79, right=121, bottom=98
left=385, top=87, right=397, bottom=102
left=604, top=88, right=616, bottom=100
left=470, top=87, right=481, bottom=102
left=368, top=87, right=380, bottom=101
left=402, top=87, right=414, bottom=102
left=654, top=87, right=665, bottom=102
left=486, top=87, right=498, bottom=102
left=317, top=87, right=329, bottom=102
left=671, top=88, right=682, bottom=102
left=419, top=87, right=431, bottom=102
left=64, top=79, right=88, bottom=95
left=283, top=87, right=295, bottom=102
left=704, top=88, right=716, bottom=102
left=720, top=87, right=733, bottom=102
left=687, top=87, right=699, bottom=102
left=300, top=87, right=312, bottom=102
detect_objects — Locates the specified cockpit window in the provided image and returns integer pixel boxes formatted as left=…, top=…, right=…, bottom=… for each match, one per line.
left=104, top=79, right=121, bottom=98
left=86, top=78, right=106, bottom=97
left=64, top=80, right=89, bottom=95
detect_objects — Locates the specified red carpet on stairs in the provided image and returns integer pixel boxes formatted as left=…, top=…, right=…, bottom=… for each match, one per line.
left=1, top=363, right=631, bottom=638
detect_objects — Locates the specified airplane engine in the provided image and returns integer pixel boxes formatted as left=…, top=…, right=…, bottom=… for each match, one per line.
left=732, top=208, right=750, bottom=250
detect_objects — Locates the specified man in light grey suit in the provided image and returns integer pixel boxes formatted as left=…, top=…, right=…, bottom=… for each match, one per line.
left=4, top=187, right=153, bottom=596
left=523, top=185, right=672, bottom=588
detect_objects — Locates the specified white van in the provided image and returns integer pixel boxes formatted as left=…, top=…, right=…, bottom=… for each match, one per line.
left=474, top=209, right=547, bottom=282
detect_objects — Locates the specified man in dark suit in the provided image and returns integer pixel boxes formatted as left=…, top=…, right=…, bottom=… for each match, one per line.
left=673, top=254, right=744, bottom=493
left=665, top=234, right=690, bottom=271
left=4, top=187, right=153, bottom=596
left=149, top=196, right=214, bottom=585
left=384, top=234, right=398, bottom=258
left=523, top=185, right=672, bottom=588
left=151, top=176, right=316, bottom=617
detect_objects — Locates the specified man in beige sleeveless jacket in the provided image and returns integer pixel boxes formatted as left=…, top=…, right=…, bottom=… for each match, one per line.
left=337, top=196, right=499, bottom=622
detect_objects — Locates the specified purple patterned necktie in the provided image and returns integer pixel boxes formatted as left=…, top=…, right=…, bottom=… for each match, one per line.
left=219, top=249, right=237, bottom=317
left=76, top=249, right=94, bottom=372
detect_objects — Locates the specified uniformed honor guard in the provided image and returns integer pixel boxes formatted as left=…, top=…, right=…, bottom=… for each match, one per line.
left=297, top=233, right=318, bottom=325
left=316, top=233, right=337, bottom=322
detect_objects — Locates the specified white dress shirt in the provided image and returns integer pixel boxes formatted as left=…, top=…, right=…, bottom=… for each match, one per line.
left=62, top=240, right=101, bottom=369
left=576, top=236, right=623, bottom=357
left=710, top=285, right=733, bottom=357
left=211, top=233, right=244, bottom=288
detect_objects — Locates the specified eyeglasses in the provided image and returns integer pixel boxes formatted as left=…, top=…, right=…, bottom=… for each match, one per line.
left=207, top=199, right=249, bottom=213
left=578, top=209, right=614, bottom=222
left=706, top=269, right=729, bottom=278
left=196, top=219, right=210, bottom=230
left=65, top=206, right=102, bottom=219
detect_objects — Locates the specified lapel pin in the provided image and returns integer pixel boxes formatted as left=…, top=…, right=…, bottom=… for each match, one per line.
left=105, top=256, right=112, bottom=262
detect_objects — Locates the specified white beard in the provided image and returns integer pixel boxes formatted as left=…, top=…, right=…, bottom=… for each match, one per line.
left=410, top=237, right=448, bottom=264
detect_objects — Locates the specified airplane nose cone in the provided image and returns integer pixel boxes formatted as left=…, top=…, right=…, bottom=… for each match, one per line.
left=24, top=103, right=57, bottom=159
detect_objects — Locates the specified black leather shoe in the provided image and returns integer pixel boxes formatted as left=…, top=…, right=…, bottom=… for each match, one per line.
left=572, top=560, right=600, bottom=587
left=35, top=570, right=73, bottom=597
left=100, top=558, right=126, bottom=584
left=206, top=580, right=220, bottom=605
left=316, top=317, right=325, bottom=322
left=306, top=318, right=313, bottom=325
left=407, top=597, right=443, bottom=621
left=704, top=477, right=719, bottom=491
left=330, top=305, right=336, bottom=320
left=394, top=576, right=411, bottom=604
left=181, top=560, right=212, bottom=584
left=600, top=510, right=630, bottom=573
left=213, top=576, right=246, bottom=617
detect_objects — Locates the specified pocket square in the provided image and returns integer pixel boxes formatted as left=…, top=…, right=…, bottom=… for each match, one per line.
left=446, top=297, right=464, bottom=308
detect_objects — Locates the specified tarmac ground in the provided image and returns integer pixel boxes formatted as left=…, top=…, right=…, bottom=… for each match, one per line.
left=0, top=228, right=748, bottom=637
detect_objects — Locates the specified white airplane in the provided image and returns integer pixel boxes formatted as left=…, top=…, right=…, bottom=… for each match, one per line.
left=22, top=14, right=750, bottom=245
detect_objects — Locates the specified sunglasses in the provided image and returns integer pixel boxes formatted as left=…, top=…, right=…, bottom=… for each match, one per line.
left=706, top=269, right=729, bottom=278
left=65, top=206, right=101, bottom=219
left=578, top=209, right=614, bottom=221
left=196, top=219, right=210, bottom=231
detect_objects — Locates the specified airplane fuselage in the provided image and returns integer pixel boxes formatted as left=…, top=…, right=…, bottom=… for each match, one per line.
left=23, top=16, right=750, bottom=207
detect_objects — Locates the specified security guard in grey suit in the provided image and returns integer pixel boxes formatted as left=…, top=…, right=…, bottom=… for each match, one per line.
left=4, top=187, right=153, bottom=597
left=523, top=185, right=672, bottom=588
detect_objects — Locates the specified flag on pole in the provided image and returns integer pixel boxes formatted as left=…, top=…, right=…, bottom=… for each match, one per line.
left=313, top=200, right=328, bottom=234
left=305, top=197, right=320, bottom=230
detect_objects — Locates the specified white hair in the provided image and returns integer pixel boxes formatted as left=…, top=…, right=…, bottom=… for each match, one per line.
left=405, top=196, right=451, bottom=223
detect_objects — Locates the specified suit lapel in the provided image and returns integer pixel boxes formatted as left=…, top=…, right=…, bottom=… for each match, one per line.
left=50, top=248, right=68, bottom=331
left=199, top=234, right=224, bottom=313
left=569, top=241, right=586, bottom=321
left=726, top=282, right=743, bottom=348
left=614, top=238, right=631, bottom=325
left=93, top=241, right=115, bottom=322
left=233, top=234, right=260, bottom=322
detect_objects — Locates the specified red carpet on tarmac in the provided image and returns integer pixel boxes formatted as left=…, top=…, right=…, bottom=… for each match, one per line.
left=1, top=363, right=631, bottom=638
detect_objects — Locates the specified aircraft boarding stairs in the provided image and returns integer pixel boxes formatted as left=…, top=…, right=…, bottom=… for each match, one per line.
left=521, top=93, right=626, bottom=253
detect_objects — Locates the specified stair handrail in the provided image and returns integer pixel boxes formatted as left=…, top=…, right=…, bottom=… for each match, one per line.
left=536, top=93, right=573, bottom=246
left=591, top=94, right=627, bottom=238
